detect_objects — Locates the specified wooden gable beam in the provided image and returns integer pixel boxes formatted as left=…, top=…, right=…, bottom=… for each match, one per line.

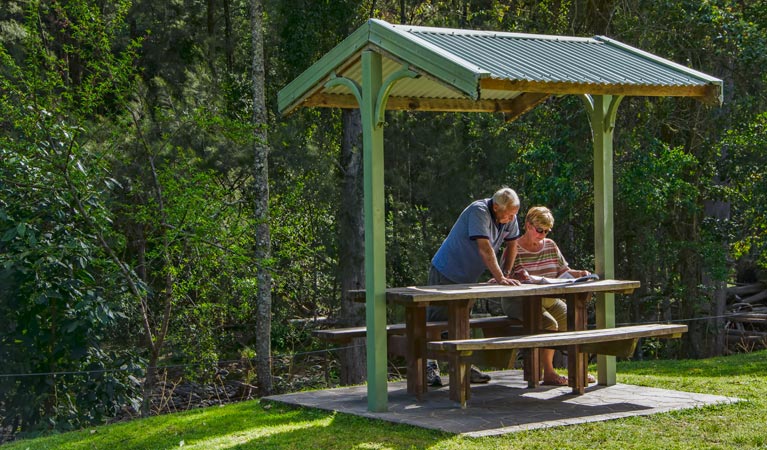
left=302, top=92, right=551, bottom=116
left=480, top=79, right=721, bottom=105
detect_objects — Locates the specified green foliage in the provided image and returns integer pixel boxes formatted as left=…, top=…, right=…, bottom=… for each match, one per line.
left=385, top=198, right=441, bottom=287
left=504, top=99, right=595, bottom=265
left=721, top=112, right=767, bottom=271
left=0, top=0, right=142, bottom=432
left=0, top=136, right=142, bottom=432
left=268, top=175, right=338, bottom=324
left=271, top=0, right=365, bottom=82
left=603, top=0, right=767, bottom=353
left=616, top=140, right=699, bottom=272
left=114, top=82, right=261, bottom=379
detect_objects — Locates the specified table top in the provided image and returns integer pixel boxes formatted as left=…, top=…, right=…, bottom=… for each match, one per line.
left=351, top=279, right=640, bottom=304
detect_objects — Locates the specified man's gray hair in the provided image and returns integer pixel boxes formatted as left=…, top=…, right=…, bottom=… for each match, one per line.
left=493, top=187, right=520, bottom=210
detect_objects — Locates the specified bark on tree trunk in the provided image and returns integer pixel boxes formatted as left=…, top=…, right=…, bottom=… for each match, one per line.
left=251, top=0, right=273, bottom=395
left=704, top=191, right=730, bottom=357
left=142, top=354, right=159, bottom=416
left=338, top=109, right=367, bottom=385
left=223, top=0, right=233, bottom=71
left=679, top=228, right=703, bottom=359
left=206, top=0, right=215, bottom=34
left=703, top=48, right=736, bottom=357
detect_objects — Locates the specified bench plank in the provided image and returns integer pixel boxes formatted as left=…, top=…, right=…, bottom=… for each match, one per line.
left=313, top=316, right=521, bottom=343
left=427, top=324, right=687, bottom=352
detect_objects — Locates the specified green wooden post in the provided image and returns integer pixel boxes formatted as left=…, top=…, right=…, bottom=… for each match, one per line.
left=325, top=57, right=415, bottom=412
left=583, top=94, right=623, bottom=385
left=361, top=50, right=388, bottom=411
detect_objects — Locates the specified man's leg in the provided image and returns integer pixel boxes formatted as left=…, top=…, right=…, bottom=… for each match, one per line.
left=425, top=266, right=491, bottom=385
left=425, top=266, right=449, bottom=386
left=425, top=307, right=446, bottom=387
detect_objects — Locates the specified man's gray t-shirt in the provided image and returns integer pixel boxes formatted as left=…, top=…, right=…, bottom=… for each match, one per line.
left=431, top=199, right=520, bottom=284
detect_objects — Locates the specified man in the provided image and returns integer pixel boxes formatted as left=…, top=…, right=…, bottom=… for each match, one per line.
left=426, top=187, right=522, bottom=386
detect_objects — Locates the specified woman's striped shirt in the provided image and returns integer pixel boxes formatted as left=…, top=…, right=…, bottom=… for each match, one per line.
left=512, top=238, right=569, bottom=278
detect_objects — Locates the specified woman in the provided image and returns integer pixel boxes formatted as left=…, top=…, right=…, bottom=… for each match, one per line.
left=501, top=206, right=594, bottom=386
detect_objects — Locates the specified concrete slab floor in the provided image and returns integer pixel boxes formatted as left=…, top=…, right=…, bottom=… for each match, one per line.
left=263, top=369, right=740, bottom=437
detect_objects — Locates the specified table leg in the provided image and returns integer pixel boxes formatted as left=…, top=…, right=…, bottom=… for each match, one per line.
left=567, top=292, right=591, bottom=394
left=405, top=306, right=427, bottom=397
left=447, top=299, right=472, bottom=408
left=523, top=296, right=542, bottom=388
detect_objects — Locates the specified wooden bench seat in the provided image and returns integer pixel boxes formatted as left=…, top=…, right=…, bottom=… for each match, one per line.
left=314, top=316, right=523, bottom=365
left=427, top=323, right=687, bottom=408
left=313, top=316, right=522, bottom=344
left=428, top=323, right=687, bottom=354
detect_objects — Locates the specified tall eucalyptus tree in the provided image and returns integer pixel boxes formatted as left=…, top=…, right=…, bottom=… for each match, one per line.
left=251, top=0, right=273, bottom=394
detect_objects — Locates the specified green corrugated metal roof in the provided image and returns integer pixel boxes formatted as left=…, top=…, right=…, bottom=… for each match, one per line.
left=408, top=27, right=717, bottom=85
left=278, top=19, right=722, bottom=117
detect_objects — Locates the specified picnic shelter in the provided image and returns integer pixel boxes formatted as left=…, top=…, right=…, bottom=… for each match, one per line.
left=277, top=18, right=723, bottom=412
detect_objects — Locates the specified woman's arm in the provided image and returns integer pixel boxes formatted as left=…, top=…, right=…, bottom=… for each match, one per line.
left=547, top=239, right=591, bottom=278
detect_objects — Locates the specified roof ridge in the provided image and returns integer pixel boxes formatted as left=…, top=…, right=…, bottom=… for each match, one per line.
left=386, top=20, right=595, bottom=43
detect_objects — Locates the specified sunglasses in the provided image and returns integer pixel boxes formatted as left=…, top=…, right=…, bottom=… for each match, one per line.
left=532, top=225, right=551, bottom=234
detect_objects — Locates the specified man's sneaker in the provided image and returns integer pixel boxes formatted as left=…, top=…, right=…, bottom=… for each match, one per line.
left=470, top=365, right=491, bottom=384
left=426, top=360, right=442, bottom=387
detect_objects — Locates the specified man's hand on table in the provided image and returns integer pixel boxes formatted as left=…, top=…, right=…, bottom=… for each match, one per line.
left=488, top=276, right=521, bottom=286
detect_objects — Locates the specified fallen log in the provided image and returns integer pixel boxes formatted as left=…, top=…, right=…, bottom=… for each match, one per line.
left=727, top=313, right=767, bottom=324
left=741, top=289, right=767, bottom=305
left=727, top=282, right=766, bottom=297
left=726, top=334, right=767, bottom=347
left=726, top=328, right=767, bottom=338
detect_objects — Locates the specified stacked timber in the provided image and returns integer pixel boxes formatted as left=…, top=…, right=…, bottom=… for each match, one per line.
left=725, top=282, right=767, bottom=351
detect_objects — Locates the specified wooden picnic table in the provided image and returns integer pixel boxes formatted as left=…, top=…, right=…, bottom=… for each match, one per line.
left=354, top=279, right=641, bottom=405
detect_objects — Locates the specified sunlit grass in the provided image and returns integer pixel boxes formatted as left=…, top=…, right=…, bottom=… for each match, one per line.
left=5, top=350, right=767, bottom=450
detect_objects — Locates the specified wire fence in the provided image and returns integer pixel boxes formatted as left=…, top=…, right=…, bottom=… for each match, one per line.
left=0, top=311, right=754, bottom=380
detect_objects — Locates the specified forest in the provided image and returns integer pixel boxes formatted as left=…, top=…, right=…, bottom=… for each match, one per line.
left=1, top=0, right=766, bottom=441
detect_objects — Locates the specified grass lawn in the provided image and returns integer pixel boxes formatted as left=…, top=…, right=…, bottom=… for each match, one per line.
left=4, top=349, right=766, bottom=450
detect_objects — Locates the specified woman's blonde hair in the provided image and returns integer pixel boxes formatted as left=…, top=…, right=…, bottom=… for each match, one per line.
left=525, top=206, right=554, bottom=229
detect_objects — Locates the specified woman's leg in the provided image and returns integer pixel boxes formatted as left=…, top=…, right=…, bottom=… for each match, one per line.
left=541, top=299, right=569, bottom=383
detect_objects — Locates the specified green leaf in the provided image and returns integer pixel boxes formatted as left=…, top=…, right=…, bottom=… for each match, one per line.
left=1, top=227, right=16, bottom=242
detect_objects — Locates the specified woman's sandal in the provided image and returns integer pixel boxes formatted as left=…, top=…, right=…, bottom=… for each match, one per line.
left=542, top=373, right=597, bottom=386
left=541, top=375, right=569, bottom=386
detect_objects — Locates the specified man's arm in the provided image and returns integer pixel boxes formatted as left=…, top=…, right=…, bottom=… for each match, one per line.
left=477, top=238, right=519, bottom=285
left=501, top=240, right=517, bottom=277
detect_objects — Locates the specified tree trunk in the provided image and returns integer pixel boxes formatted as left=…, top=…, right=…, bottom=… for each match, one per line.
left=251, top=0, right=273, bottom=395
left=704, top=193, right=730, bottom=357
left=223, top=0, right=233, bottom=71
left=338, top=109, right=367, bottom=384
left=207, top=0, right=215, bottom=34
left=679, top=228, right=703, bottom=359
left=142, top=353, right=159, bottom=416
